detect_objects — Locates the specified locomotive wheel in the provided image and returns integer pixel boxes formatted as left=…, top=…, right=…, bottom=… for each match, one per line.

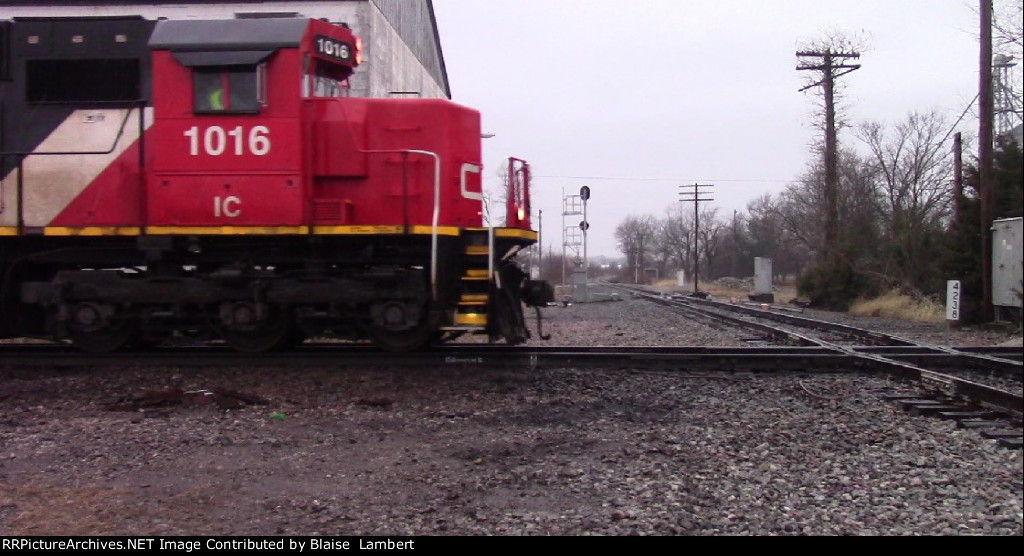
left=71, top=320, right=137, bottom=353
left=368, top=324, right=434, bottom=353
left=215, top=302, right=297, bottom=353
left=219, top=321, right=293, bottom=353
left=67, top=302, right=137, bottom=353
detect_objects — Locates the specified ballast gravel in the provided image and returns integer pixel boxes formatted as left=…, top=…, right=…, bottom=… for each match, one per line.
left=0, top=295, right=1020, bottom=536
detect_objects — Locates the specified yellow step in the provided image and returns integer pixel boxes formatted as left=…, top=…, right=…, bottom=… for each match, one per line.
left=465, top=245, right=490, bottom=256
left=455, top=312, right=487, bottom=326
left=460, top=294, right=488, bottom=305
left=463, top=269, right=490, bottom=280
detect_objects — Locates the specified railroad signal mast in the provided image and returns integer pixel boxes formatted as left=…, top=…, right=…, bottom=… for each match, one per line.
left=561, top=189, right=581, bottom=286
left=560, top=186, right=590, bottom=301
left=580, top=185, right=590, bottom=275
left=561, top=187, right=590, bottom=273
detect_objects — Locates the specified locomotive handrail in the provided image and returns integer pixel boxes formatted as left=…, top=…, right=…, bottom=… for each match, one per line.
left=356, top=149, right=441, bottom=301
left=489, top=222, right=495, bottom=286
left=0, top=101, right=144, bottom=158
left=405, top=149, right=442, bottom=302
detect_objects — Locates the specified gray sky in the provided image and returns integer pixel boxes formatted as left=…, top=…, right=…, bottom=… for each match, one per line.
left=431, top=0, right=986, bottom=258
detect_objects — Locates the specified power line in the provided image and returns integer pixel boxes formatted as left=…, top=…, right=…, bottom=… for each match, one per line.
left=939, top=93, right=980, bottom=147
left=486, top=175, right=793, bottom=184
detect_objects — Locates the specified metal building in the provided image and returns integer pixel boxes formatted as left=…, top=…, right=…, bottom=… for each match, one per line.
left=0, top=0, right=450, bottom=99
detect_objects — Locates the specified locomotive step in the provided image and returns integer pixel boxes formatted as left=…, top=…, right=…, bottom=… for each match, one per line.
left=465, top=245, right=490, bottom=256
left=454, top=313, right=487, bottom=326
left=459, top=294, right=488, bottom=306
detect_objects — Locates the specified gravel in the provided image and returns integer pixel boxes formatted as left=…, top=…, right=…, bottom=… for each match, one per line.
left=0, top=295, right=1021, bottom=536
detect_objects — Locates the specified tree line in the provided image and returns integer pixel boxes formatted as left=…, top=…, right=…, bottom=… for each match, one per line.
left=612, top=111, right=1022, bottom=321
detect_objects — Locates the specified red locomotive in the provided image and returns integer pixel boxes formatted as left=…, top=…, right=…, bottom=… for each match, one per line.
left=0, top=16, right=552, bottom=352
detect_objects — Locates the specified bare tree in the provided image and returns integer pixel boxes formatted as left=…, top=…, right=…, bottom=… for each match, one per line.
left=647, top=208, right=675, bottom=279
left=696, top=206, right=723, bottom=281
left=654, top=205, right=694, bottom=276
left=994, top=0, right=1023, bottom=57
left=614, top=215, right=657, bottom=283
left=856, top=111, right=954, bottom=289
left=778, top=146, right=880, bottom=256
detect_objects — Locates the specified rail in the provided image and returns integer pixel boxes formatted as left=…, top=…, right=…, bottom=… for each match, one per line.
left=614, top=285, right=1023, bottom=417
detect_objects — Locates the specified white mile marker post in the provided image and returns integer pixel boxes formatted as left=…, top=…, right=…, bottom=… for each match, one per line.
left=946, top=280, right=961, bottom=346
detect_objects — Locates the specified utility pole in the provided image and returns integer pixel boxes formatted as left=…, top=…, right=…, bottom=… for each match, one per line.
left=979, top=0, right=995, bottom=323
left=538, top=209, right=543, bottom=280
left=797, top=49, right=861, bottom=260
left=953, top=133, right=963, bottom=227
left=680, top=183, right=714, bottom=296
left=731, top=210, right=739, bottom=278
left=634, top=232, right=646, bottom=284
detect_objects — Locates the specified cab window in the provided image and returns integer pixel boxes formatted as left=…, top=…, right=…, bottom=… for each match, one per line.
left=301, top=55, right=351, bottom=99
left=193, top=66, right=261, bottom=113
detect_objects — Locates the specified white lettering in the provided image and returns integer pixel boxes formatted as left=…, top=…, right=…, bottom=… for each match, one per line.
left=184, top=125, right=272, bottom=157
left=228, top=126, right=244, bottom=156
left=204, top=126, right=226, bottom=156
left=214, top=195, right=242, bottom=219
left=249, top=126, right=271, bottom=156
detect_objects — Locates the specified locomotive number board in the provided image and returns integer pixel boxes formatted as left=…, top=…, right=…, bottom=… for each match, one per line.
left=314, top=34, right=355, bottom=64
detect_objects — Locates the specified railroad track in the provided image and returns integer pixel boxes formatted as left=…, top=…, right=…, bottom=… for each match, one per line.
left=2, top=292, right=1021, bottom=449
left=609, top=285, right=1023, bottom=448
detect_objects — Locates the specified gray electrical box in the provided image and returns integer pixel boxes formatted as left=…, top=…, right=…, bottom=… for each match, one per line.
left=992, top=217, right=1023, bottom=309
left=754, top=257, right=773, bottom=295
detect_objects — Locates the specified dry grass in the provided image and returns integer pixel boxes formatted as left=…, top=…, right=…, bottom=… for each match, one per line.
left=849, top=289, right=946, bottom=323
left=652, top=278, right=799, bottom=303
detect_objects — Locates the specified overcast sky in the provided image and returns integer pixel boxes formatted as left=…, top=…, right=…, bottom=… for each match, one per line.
left=431, top=0, right=988, bottom=258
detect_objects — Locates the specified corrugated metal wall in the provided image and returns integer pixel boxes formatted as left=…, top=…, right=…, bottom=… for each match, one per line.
left=370, top=0, right=448, bottom=96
